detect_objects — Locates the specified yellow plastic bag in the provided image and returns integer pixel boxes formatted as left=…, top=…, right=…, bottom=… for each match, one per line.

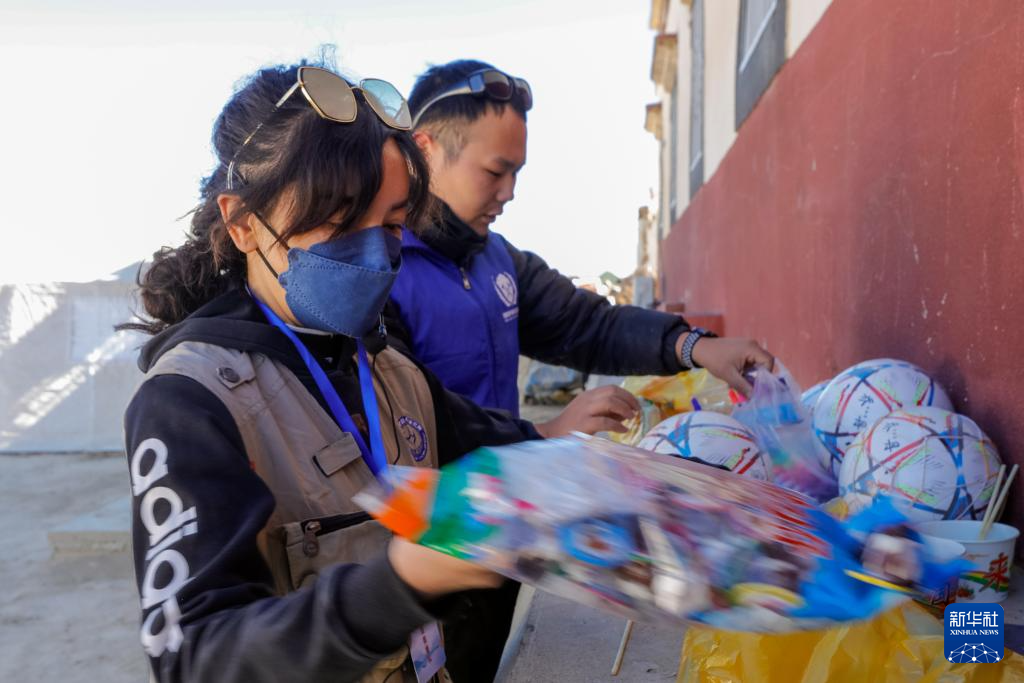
left=612, top=370, right=734, bottom=445
left=628, top=369, right=733, bottom=415
left=677, top=602, right=1024, bottom=682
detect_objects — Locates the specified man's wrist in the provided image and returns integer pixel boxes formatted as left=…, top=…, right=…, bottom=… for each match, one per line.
left=677, top=328, right=716, bottom=369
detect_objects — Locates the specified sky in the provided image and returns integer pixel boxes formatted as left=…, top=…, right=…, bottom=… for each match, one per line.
left=0, top=0, right=660, bottom=284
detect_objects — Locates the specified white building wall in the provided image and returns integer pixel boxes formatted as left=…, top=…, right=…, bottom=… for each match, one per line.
left=0, top=280, right=144, bottom=452
left=655, top=0, right=691, bottom=239
left=702, top=0, right=740, bottom=182
left=786, top=0, right=833, bottom=58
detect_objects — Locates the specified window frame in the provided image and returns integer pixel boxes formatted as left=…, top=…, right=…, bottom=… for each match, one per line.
left=688, top=0, right=705, bottom=200
left=735, top=0, right=787, bottom=128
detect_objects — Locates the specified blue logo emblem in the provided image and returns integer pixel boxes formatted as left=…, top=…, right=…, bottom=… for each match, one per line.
left=945, top=604, right=1004, bottom=663
left=398, top=416, right=428, bottom=462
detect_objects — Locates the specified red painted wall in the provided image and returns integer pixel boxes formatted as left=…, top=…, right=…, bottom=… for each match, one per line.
left=661, top=0, right=1024, bottom=527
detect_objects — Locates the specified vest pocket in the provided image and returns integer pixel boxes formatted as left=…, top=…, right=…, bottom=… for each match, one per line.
left=281, top=513, right=392, bottom=591
left=313, top=434, right=362, bottom=477
left=279, top=515, right=420, bottom=682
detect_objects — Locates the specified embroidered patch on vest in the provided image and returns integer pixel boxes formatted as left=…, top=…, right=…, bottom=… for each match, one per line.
left=398, top=415, right=429, bottom=461
left=493, top=271, right=518, bottom=308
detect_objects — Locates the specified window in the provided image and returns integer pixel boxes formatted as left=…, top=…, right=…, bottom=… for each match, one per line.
left=736, top=0, right=787, bottom=127
left=689, top=0, right=705, bottom=200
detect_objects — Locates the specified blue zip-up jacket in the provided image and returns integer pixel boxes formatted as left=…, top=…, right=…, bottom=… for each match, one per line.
left=386, top=204, right=694, bottom=417
left=389, top=224, right=522, bottom=414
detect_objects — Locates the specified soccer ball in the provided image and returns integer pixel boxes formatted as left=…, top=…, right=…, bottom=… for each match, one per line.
left=838, top=406, right=1002, bottom=522
left=800, top=380, right=830, bottom=420
left=638, top=411, right=772, bottom=480
left=812, top=359, right=953, bottom=477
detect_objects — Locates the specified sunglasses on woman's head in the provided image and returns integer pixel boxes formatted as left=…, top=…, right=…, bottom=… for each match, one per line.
left=227, top=67, right=412, bottom=190
left=411, top=69, right=533, bottom=128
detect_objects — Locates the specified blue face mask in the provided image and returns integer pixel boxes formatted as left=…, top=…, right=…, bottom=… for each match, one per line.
left=262, top=225, right=403, bottom=337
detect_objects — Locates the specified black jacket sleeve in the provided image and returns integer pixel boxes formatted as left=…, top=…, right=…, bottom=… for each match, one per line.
left=126, top=375, right=439, bottom=683
left=507, top=241, right=691, bottom=376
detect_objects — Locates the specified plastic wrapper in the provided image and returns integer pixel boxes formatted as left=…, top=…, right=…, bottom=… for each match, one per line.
left=677, top=602, right=1024, bottom=682
left=732, top=363, right=838, bottom=502
left=613, top=370, right=735, bottom=445
left=356, top=435, right=965, bottom=633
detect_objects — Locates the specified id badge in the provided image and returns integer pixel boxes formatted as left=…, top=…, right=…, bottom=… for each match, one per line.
left=409, top=621, right=445, bottom=683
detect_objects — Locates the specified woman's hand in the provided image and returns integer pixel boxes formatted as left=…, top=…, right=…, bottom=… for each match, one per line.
left=686, top=336, right=774, bottom=398
left=388, top=537, right=503, bottom=599
left=535, top=385, right=640, bottom=438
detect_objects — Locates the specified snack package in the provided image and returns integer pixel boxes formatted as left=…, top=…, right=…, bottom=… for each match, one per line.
left=613, top=370, right=735, bottom=445
left=356, top=436, right=965, bottom=633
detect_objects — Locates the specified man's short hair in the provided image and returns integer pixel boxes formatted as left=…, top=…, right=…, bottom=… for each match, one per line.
left=409, top=59, right=529, bottom=159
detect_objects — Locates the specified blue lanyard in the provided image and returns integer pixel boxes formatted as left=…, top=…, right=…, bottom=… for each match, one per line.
left=251, top=293, right=389, bottom=483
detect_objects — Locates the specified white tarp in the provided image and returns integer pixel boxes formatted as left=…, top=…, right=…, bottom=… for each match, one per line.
left=0, top=270, right=146, bottom=453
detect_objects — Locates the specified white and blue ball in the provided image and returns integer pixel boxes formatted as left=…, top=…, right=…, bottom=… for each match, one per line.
left=812, top=359, right=953, bottom=477
left=838, top=406, right=1001, bottom=522
left=638, top=411, right=772, bottom=480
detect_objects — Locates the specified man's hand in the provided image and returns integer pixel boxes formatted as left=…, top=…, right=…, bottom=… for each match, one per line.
left=684, top=336, right=775, bottom=398
left=535, top=385, right=640, bottom=438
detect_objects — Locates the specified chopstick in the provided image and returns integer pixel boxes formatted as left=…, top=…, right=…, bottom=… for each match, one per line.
left=979, top=464, right=1007, bottom=528
left=980, top=464, right=1019, bottom=540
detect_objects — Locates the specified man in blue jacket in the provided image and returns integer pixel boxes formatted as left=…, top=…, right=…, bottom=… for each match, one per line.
left=388, top=59, right=772, bottom=433
left=386, top=59, right=774, bottom=681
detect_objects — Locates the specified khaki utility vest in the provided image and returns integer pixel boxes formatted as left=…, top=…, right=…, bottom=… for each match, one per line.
left=149, top=340, right=451, bottom=683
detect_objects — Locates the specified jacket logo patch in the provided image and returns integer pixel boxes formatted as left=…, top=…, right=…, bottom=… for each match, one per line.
left=398, top=416, right=428, bottom=462
left=493, top=272, right=518, bottom=308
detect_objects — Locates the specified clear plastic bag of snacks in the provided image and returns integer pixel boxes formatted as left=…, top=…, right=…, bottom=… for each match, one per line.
left=732, top=362, right=838, bottom=502
left=356, top=436, right=965, bottom=633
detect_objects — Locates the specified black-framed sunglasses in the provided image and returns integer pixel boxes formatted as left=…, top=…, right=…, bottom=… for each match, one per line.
left=411, top=69, right=533, bottom=128
left=227, top=66, right=412, bottom=190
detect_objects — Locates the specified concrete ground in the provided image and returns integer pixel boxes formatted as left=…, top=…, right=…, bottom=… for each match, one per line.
left=498, top=588, right=682, bottom=682
left=0, top=452, right=147, bottom=683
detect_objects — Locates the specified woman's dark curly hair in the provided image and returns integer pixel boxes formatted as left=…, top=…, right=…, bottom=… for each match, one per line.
left=127, top=56, right=431, bottom=334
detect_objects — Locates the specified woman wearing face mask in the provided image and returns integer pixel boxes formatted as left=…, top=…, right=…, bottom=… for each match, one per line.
left=123, top=61, right=539, bottom=683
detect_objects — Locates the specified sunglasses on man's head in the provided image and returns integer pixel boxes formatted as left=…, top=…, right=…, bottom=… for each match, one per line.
left=411, top=69, right=533, bottom=128
left=227, top=66, right=412, bottom=189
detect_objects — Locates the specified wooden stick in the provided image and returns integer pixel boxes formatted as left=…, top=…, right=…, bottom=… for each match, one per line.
left=611, top=620, right=635, bottom=676
left=980, top=464, right=1018, bottom=540
left=980, top=464, right=1007, bottom=529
